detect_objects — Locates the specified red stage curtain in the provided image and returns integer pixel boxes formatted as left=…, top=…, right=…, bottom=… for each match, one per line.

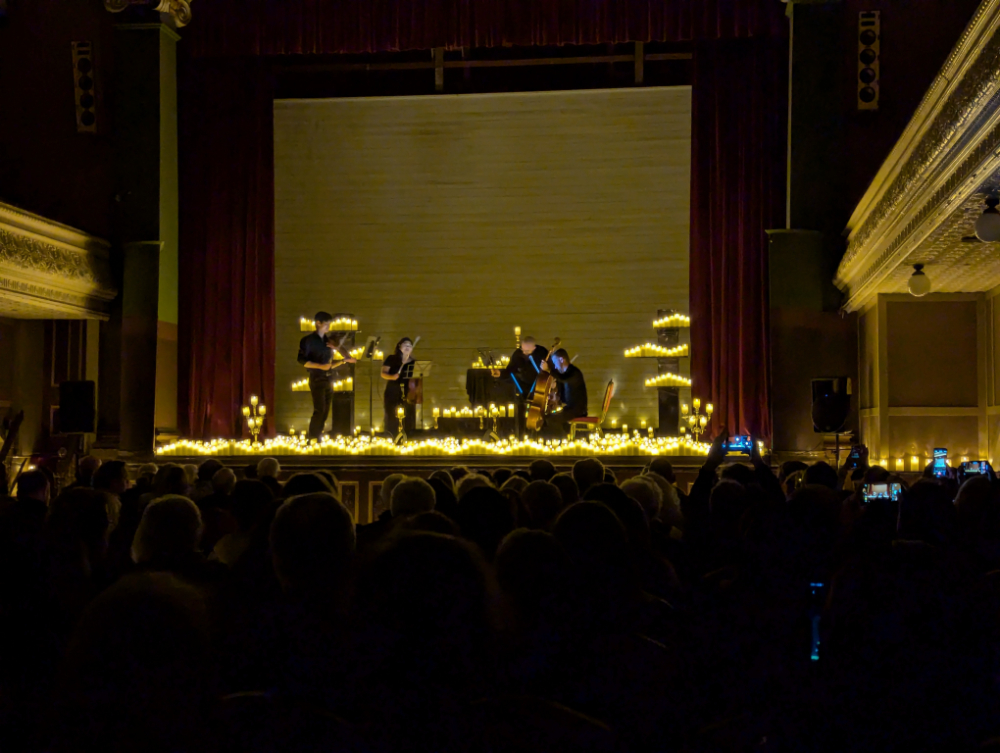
left=689, top=37, right=787, bottom=441
left=178, top=58, right=276, bottom=439
left=186, top=0, right=786, bottom=57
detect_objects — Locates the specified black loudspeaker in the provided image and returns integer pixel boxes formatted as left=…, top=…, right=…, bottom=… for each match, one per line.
left=858, top=11, right=880, bottom=110
left=811, top=377, right=851, bottom=433
left=59, top=381, right=96, bottom=433
left=71, top=41, right=97, bottom=133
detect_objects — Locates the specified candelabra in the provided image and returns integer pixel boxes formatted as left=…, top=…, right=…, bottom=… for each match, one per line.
left=242, top=395, right=266, bottom=445
left=680, top=398, right=712, bottom=442
left=395, top=406, right=407, bottom=445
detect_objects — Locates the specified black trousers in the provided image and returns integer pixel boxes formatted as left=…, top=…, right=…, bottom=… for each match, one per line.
left=308, top=376, right=333, bottom=440
left=541, top=407, right=587, bottom=439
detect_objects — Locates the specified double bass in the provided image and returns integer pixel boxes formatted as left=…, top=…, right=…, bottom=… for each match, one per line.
left=525, top=338, right=561, bottom=431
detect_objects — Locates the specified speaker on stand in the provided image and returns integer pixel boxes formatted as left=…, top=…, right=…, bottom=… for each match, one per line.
left=811, top=377, right=852, bottom=467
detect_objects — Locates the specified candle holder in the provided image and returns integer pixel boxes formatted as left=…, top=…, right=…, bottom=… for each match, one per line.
left=243, top=396, right=266, bottom=446
left=395, top=406, right=407, bottom=445
left=681, top=399, right=712, bottom=442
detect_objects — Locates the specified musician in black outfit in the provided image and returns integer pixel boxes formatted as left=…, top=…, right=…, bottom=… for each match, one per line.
left=491, top=336, right=549, bottom=435
left=297, top=311, right=356, bottom=440
left=542, top=348, right=588, bottom=436
left=381, top=337, right=417, bottom=437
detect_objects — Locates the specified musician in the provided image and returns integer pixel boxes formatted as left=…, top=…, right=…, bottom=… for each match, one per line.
left=298, top=311, right=356, bottom=440
left=381, top=337, right=417, bottom=436
left=492, top=336, right=549, bottom=434
left=542, top=348, right=588, bottom=435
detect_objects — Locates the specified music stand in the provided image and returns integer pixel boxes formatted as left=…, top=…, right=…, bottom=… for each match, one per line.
left=363, top=336, right=381, bottom=435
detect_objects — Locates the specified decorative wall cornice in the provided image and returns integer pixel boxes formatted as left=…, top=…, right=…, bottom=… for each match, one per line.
left=105, top=0, right=192, bottom=28
left=836, top=0, right=1000, bottom=311
left=0, top=201, right=117, bottom=320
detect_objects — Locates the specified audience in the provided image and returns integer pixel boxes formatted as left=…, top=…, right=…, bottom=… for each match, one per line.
left=5, top=433, right=1000, bottom=753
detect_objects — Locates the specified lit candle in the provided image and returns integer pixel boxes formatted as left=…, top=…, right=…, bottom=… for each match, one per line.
left=641, top=420, right=647, bottom=429
left=699, top=415, right=708, bottom=428
left=962, top=456, right=969, bottom=463
left=433, top=407, right=440, bottom=418
left=896, top=458, right=904, bottom=471
left=250, top=395, right=258, bottom=407
left=622, top=424, right=628, bottom=434
left=258, top=405, right=266, bottom=416
left=397, top=406, right=405, bottom=418
left=681, top=403, right=689, bottom=416
left=693, top=398, right=701, bottom=412
left=242, top=406, right=251, bottom=417
left=514, top=326, right=521, bottom=337
left=910, top=455, right=919, bottom=471
left=499, top=406, right=506, bottom=417
left=611, top=418, right=617, bottom=428
left=706, top=404, right=714, bottom=416
left=879, top=458, right=888, bottom=469
left=647, top=426, right=654, bottom=438
left=509, top=404, right=515, bottom=416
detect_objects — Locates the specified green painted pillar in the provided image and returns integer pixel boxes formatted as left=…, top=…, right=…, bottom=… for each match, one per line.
left=114, top=22, right=179, bottom=454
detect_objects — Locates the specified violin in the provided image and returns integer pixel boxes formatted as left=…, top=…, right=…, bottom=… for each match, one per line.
left=323, top=332, right=357, bottom=372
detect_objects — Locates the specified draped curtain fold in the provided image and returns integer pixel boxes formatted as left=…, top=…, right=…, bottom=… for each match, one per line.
left=186, top=0, right=787, bottom=56
left=178, top=58, right=276, bottom=439
left=689, top=37, right=788, bottom=441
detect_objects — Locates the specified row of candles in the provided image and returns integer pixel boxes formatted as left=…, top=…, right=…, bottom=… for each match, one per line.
left=299, top=316, right=358, bottom=332
left=887, top=455, right=974, bottom=472
left=652, top=314, right=691, bottom=328
left=624, top=343, right=689, bottom=358
left=471, top=355, right=511, bottom=369
left=645, top=373, right=693, bottom=388
left=292, top=377, right=353, bottom=392
left=434, top=404, right=517, bottom=419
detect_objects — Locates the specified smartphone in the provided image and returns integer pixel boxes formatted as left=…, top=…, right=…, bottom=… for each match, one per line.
left=932, top=448, right=948, bottom=478
left=862, top=482, right=902, bottom=504
left=845, top=445, right=862, bottom=469
left=960, top=461, right=991, bottom=476
left=725, top=436, right=753, bottom=454
left=809, top=581, right=827, bottom=662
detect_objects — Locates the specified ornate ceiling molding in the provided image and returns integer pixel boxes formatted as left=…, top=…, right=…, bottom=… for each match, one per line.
left=835, top=0, right=1000, bottom=311
left=0, top=202, right=117, bottom=320
left=105, top=0, right=192, bottom=28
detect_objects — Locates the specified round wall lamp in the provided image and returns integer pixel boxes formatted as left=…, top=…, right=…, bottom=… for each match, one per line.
left=908, top=263, right=931, bottom=297
left=975, top=195, right=1000, bottom=242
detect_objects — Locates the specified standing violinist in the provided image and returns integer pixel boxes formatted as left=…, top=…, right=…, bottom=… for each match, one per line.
left=491, top=336, right=549, bottom=436
left=381, top=337, right=417, bottom=436
left=298, top=311, right=356, bottom=440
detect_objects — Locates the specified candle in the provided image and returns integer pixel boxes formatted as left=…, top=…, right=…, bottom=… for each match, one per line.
left=250, top=395, right=258, bottom=406
left=895, top=458, right=904, bottom=471
left=509, top=404, right=515, bottom=417
left=611, top=418, right=617, bottom=427
left=242, top=406, right=251, bottom=417
left=693, top=398, right=701, bottom=412
left=258, top=405, right=266, bottom=416
left=499, top=406, right=506, bottom=417
left=699, top=415, right=708, bottom=428
left=647, top=426, right=654, bottom=438
left=397, top=406, right=405, bottom=418
left=622, top=424, right=628, bottom=434
left=681, top=403, right=689, bottom=416
left=910, top=455, right=919, bottom=471
left=433, top=407, right=440, bottom=418
left=514, top=326, right=521, bottom=336
left=641, top=420, right=647, bottom=429
left=706, top=404, right=714, bottom=416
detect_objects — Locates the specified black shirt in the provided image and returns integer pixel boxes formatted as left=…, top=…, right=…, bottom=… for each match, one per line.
left=555, top=364, right=588, bottom=417
left=502, top=346, right=549, bottom=396
left=382, top=354, right=415, bottom=403
left=298, top=332, right=333, bottom=377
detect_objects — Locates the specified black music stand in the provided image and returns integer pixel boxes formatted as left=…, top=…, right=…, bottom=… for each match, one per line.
left=363, top=335, right=381, bottom=435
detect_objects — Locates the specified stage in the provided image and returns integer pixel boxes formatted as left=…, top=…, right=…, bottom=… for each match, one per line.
left=156, top=433, right=710, bottom=524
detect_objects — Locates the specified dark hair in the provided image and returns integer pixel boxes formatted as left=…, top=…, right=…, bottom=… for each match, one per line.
left=394, top=337, right=413, bottom=356
left=16, top=469, right=49, bottom=501
left=315, top=311, right=333, bottom=324
left=529, top=459, right=557, bottom=482
left=553, top=348, right=569, bottom=362
left=93, top=460, right=128, bottom=492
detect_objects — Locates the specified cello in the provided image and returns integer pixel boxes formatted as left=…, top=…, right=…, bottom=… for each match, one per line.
left=525, top=338, right=561, bottom=431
